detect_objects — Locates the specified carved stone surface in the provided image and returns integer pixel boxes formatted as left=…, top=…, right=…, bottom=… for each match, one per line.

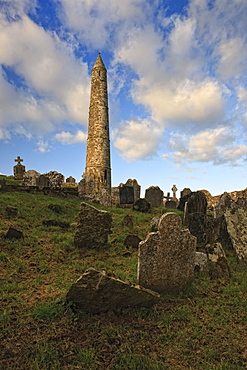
left=145, top=186, right=164, bottom=207
left=206, top=242, right=230, bottom=278
left=74, top=202, right=112, bottom=248
left=183, top=191, right=207, bottom=225
left=214, top=192, right=233, bottom=218
left=138, top=212, right=196, bottom=293
left=66, top=268, right=160, bottom=313
left=47, top=171, right=64, bottom=188
left=78, top=175, right=96, bottom=200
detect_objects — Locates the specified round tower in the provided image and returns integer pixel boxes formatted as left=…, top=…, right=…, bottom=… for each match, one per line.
left=85, top=53, right=111, bottom=193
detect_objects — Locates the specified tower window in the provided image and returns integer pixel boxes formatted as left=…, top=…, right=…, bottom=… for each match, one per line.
left=104, top=170, right=107, bottom=180
left=98, top=70, right=100, bottom=76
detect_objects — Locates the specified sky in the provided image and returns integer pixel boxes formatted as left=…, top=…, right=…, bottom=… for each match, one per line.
left=1, top=0, right=247, bottom=197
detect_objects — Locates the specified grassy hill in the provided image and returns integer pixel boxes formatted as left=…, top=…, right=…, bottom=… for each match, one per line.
left=1, top=190, right=247, bottom=369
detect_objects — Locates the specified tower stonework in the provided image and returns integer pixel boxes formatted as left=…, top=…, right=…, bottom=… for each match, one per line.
left=85, top=53, right=111, bottom=194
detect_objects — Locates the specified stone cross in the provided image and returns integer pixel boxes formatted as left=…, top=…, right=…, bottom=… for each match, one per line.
left=171, top=184, right=178, bottom=199
left=14, top=156, right=23, bottom=165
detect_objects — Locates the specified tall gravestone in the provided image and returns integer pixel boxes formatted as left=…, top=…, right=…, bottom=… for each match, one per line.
left=119, top=186, right=134, bottom=204
left=13, top=156, right=26, bottom=180
left=145, top=186, right=164, bottom=207
left=138, top=212, right=196, bottom=293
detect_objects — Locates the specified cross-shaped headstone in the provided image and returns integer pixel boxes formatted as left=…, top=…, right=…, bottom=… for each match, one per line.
left=171, top=184, right=178, bottom=199
left=14, top=156, right=24, bottom=165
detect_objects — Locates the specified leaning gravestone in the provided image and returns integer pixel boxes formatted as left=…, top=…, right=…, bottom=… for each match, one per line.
left=138, top=212, right=196, bottom=293
left=223, top=197, right=247, bottom=265
left=66, top=268, right=160, bottom=313
left=145, top=186, right=164, bottom=207
left=74, top=202, right=112, bottom=248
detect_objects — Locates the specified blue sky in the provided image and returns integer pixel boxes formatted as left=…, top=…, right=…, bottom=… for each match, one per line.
left=1, top=0, right=247, bottom=197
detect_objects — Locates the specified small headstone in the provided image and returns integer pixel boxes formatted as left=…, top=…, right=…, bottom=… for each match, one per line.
left=66, top=176, right=76, bottom=186
left=124, top=235, right=141, bottom=249
left=66, top=268, right=160, bottom=313
left=122, top=214, right=133, bottom=228
left=5, top=227, right=24, bottom=239
left=119, top=186, right=134, bottom=204
left=133, top=198, right=150, bottom=213
left=180, top=188, right=192, bottom=199
left=6, top=206, right=18, bottom=216
left=13, top=156, right=26, bottom=180
left=138, top=212, right=196, bottom=293
left=74, top=202, right=112, bottom=248
left=145, top=186, right=164, bottom=207
left=36, top=175, right=49, bottom=188
left=165, top=200, right=177, bottom=209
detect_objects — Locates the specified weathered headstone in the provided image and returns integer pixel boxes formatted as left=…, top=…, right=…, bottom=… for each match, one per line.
left=119, top=186, right=134, bottom=204
left=99, top=188, right=112, bottom=207
left=36, top=175, right=49, bottom=188
left=145, top=186, right=164, bottom=207
left=171, top=184, right=178, bottom=200
left=180, top=188, right=192, bottom=199
left=23, top=170, right=41, bottom=186
left=66, top=176, right=76, bottom=186
left=124, top=179, right=141, bottom=203
left=138, top=212, right=196, bottom=293
left=122, top=214, right=133, bottom=228
left=165, top=200, right=177, bottom=209
left=183, top=191, right=207, bottom=225
left=66, top=268, right=160, bottom=313
left=195, top=252, right=208, bottom=272
left=47, top=171, right=64, bottom=188
left=0, top=178, right=6, bottom=189
left=74, top=202, right=112, bottom=248
left=13, top=156, right=26, bottom=180
left=124, top=235, right=141, bottom=249
left=133, top=198, right=150, bottom=213
left=78, top=175, right=96, bottom=200
left=214, top=192, right=233, bottom=218
left=206, top=242, right=230, bottom=278
left=223, top=197, right=247, bottom=264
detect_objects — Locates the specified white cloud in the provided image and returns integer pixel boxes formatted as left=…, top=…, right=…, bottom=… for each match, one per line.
left=112, top=118, right=164, bottom=161
left=0, top=13, right=90, bottom=139
left=54, top=130, right=87, bottom=144
left=35, top=140, right=50, bottom=153
left=166, top=127, right=247, bottom=166
left=58, top=0, right=145, bottom=49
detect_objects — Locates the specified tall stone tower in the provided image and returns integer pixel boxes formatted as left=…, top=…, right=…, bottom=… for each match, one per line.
left=85, top=53, right=111, bottom=194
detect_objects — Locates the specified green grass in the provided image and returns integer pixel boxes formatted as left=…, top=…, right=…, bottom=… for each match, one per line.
left=0, top=191, right=247, bottom=369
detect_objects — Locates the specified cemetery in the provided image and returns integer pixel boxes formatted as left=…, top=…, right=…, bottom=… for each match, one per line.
left=1, top=173, right=247, bottom=369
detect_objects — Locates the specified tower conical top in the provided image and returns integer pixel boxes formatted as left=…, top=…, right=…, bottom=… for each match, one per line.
left=93, top=53, right=106, bottom=70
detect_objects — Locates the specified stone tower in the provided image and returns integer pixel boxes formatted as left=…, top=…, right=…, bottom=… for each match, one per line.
left=85, top=53, right=111, bottom=194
